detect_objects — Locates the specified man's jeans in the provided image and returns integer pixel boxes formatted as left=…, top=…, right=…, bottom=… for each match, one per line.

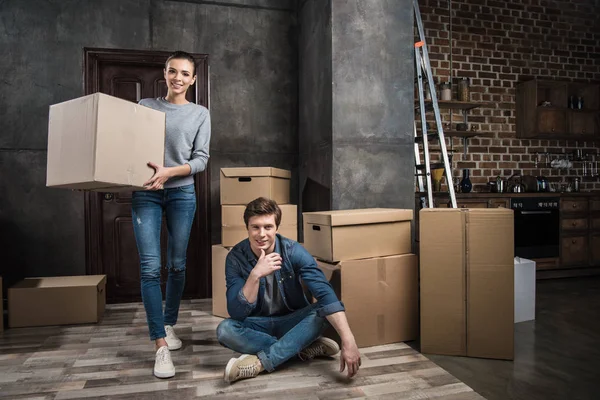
left=216, top=303, right=329, bottom=372
left=131, top=184, right=196, bottom=340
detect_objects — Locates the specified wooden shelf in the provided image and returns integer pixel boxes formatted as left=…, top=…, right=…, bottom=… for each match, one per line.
left=414, top=131, right=494, bottom=142
left=444, top=130, right=494, bottom=138
left=537, top=106, right=600, bottom=113
left=415, top=100, right=489, bottom=111
left=568, top=109, right=600, bottom=114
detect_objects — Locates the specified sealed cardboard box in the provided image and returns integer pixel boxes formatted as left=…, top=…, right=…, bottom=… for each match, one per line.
left=420, top=208, right=514, bottom=360
left=222, top=204, right=298, bottom=247
left=514, top=257, right=536, bottom=323
left=303, top=208, right=413, bottom=262
left=46, top=93, right=165, bottom=191
left=8, top=275, right=106, bottom=328
left=316, top=254, right=418, bottom=347
left=212, top=245, right=230, bottom=318
left=220, top=167, right=291, bottom=205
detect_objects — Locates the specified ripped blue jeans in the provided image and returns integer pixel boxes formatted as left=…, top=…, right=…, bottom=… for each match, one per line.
left=131, top=184, right=196, bottom=340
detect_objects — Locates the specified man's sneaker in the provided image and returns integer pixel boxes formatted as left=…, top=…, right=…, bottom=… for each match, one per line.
left=224, top=354, right=264, bottom=383
left=153, top=346, right=175, bottom=378
left=165, top=325, right=182, bottom=350
left=298, top=337, right=340, bottom=361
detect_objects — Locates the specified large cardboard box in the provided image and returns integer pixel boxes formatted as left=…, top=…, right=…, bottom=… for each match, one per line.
left=8, top=275, right=107, bottom=328
left=220, top=167, right=291, bottom=205
left=212, top=245, right=230, bottom=318
left=420, top=208, right=514, bottom=360
left=514, top=257, right=536, bottom=323
left=316, top=254, right=418, bottom=348
left=222, top=204, right=298, bottom=247
left=303, top=208, right=413, bottom=262
left=46, top=93, right=165, bottom=191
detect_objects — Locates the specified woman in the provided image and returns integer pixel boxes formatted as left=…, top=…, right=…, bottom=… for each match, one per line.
left=133, top=51, right=210, bottom=379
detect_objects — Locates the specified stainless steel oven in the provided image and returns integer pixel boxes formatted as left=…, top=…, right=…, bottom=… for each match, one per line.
left=511, top=197, right=560, bottom=259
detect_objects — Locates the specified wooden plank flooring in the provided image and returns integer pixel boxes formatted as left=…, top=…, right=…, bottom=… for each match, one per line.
left=0, top=300, right=484, bottom=399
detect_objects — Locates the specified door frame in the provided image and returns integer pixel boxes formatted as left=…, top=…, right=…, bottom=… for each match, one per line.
left=82, top=47, right=211, bottom=300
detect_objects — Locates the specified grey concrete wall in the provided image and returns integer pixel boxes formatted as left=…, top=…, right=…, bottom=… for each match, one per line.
left=0, top=0, right=297, bottom=286
left=331, top=0, right=414, bottom=210
left=298, top=0, right=415, bottom=216
left=298, top=0, right=333, bottom=227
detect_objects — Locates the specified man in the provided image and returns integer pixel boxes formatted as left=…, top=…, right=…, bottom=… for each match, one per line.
left=216, top=197, right=361, bottom=383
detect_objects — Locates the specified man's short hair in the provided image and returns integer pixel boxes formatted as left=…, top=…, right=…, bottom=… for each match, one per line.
left=244, top=197, right=282, bottom=228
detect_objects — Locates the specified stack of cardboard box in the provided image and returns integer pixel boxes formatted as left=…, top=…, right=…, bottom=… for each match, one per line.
left=212, top=167, right=297, bottom=318
left=302, top=208, right=418, bottom=348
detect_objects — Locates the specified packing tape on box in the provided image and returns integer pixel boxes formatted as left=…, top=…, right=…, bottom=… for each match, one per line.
left=377, top=259, right=388, bottom=288
left=377, top=259, right=387, bottom=342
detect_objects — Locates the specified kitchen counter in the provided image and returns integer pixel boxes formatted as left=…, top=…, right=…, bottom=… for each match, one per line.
left=416, top=191, right=600, bottom=198
left=414, top=189, right=600, bottom=280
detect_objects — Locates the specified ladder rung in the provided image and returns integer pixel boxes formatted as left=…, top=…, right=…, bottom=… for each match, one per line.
left=415, top=163, right=445, bottom=171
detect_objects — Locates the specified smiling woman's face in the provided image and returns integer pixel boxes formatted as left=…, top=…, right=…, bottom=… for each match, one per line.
left=164, top=58, right=196, bottom=96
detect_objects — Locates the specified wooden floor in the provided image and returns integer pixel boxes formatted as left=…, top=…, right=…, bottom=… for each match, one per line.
left=0, top=300, right=484, bottom=399
left=425, top=276, right=600, bottom=400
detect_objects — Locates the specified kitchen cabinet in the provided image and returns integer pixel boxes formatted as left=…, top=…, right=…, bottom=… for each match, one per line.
left=561, top=236, right=588, bottom=266
left=488, top=198, right=509, bottom=208
left=516, top=79, right=600, bottom=139
left=560, top=197, right=590, bottom=268
left=589, top=197, right=600, bottom=265
left=435, top=199, right=488, bottom=208
left=561, top=218, right=588, bottom=230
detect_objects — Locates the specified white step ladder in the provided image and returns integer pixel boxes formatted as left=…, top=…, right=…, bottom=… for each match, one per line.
left=413, top=0, right=457, bottom=209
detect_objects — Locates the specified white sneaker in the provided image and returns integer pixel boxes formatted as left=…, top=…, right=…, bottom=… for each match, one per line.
left=154, top=346, right=175, bottom=379
left=165, top=325, right=182, bottom=350
left=224, top=354, right=264, bottom=383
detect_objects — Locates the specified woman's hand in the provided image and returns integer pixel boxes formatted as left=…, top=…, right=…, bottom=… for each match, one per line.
left=144, top=162, right=172, bottom=190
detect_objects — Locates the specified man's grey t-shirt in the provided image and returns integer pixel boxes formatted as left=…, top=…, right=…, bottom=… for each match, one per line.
left=139, top=97, right=211, bottom=189
left=259, top=273, right=287, bottom=317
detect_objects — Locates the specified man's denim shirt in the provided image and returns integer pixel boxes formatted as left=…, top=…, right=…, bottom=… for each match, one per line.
left=225, top=234, right=345, bottom=320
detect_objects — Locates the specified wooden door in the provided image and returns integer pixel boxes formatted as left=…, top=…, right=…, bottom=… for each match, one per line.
left=83, top=48, right=211, bottom=303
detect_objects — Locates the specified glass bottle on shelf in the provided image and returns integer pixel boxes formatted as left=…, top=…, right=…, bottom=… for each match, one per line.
left=457, top=78, right=470, bottom=102
left=440, top=82, right=452, bottom=101
left=460, top=169, right=472, bottom=193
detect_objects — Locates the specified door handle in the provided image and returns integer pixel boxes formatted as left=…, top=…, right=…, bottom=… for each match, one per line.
left=103, top=193, right=114, bottom=201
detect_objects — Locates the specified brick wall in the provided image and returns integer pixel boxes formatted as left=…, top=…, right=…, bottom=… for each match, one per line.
left=418, top=0, right=600, bottom=192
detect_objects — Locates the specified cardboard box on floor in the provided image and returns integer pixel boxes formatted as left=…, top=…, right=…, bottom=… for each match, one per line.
left=46, top=93, right=165, bottom=191
left=315, top=254, right=418, bottom=348
left=420, top=208, right=514, bottom=360
left=303, top=208, right=413, bottom=262
left=8, top=275, right=107, bottom=328
left=212, top=245, right=230, bottom=318
left=222, top=204, right=298, bottom=247
left=220, top=167, right=291, bottom=205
